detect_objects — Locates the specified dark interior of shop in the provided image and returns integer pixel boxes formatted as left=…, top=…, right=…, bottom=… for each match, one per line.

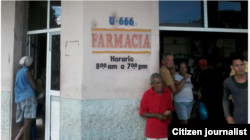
left=159, top=30, right=247, bottom=124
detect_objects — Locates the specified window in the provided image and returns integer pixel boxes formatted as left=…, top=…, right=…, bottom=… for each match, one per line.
left=159, top=1, right=204, bottom=27
left=28, top=1, right=48, bottom=30
left=50, top=1, right=61, bottom=28
left=207, top=1, right=247, bottom=29
left=28, top=1, right=61, bottom=31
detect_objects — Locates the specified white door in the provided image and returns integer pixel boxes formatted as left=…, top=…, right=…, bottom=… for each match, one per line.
left=45, top=32, right=60, bottom=140
left=27, top=31, right=60, bottom=140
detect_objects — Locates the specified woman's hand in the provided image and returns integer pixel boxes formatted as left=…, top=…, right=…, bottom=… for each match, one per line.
left=193, top=90, right=201, bottom=98
left=197, top=91, right=201, bottom=99
left=184, top=74, right=192, bottom=79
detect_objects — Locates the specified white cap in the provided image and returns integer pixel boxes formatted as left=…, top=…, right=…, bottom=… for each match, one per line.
left=19, top=56, right=33, bottom=67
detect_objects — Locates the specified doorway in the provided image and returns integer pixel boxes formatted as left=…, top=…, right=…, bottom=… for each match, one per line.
left=159, top=30, right=248, bottom=124
left=27, top=31, right=60, bottom=140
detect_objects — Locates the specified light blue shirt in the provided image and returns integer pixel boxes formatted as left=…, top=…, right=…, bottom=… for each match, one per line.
left=15, top=67, right=35, bottom=103
left=174, top=73, right=193, bottom=102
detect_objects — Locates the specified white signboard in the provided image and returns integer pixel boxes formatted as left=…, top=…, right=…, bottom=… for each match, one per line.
left=91, top=28, right=151, bottom=71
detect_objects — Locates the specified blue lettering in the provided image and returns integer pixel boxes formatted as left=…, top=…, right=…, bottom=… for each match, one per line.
left=119, top=17, right=123, bottom=25
left=124, top=17, right=129, bottom=26
left=129, top=18, right=134, bottom=26
left=109, top=17, right=114, bottom=25
left=110, top=17, right=134, bottom=26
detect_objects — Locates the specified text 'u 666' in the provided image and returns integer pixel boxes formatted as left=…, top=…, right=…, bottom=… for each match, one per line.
left=109, top=17, right=134, bottom=26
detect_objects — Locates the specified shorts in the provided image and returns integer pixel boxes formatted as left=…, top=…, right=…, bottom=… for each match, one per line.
left=16, top=96, right=37, bottom=123
left=147, top=138, right=168, bottom=140
left=174, top=101, right=194, bottom=120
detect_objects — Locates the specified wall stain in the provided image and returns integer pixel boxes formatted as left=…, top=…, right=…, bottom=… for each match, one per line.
left=65, top=40, right=79, bottom=56
left=8, top=54, right=10, bottom=63
left=91, top=20, right=97, bottom=28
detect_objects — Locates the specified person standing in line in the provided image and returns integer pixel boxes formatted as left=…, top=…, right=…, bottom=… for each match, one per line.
left=160, top=53, right=177, bottom=123
left=223, top=54, right=248, bottom=124
left=196, top=59, right=216, bottom=124
left=174, top=62, right=201, bottom=124
left=228, top=49, right=248, bottom=102
left=15, top=56, right=37, bottom=140
left=160, top=53, right=177, bottom=96
left=139, top=73, right=174, bottom=140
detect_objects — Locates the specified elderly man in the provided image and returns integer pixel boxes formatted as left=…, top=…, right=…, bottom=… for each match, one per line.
left=15, top=56, right=37, bottom=140
left=160, top=53, right=177, bottom=96
left=160, top=53, right=184, bottom=123
left=139, top=73, right=174, bottom=140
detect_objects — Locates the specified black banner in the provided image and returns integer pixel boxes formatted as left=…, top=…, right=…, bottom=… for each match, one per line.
left=168, top=124, right=249, bottom=139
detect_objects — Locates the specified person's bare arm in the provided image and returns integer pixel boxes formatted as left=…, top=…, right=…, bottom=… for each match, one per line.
left=174, top=74, right=191, bottom=93
left=140, top=90, right=174, bottom=120
left=164, top=90, right=174, bottom=117
left=160, top=69, right=177, bottom=93
left=40, top=74, right=46, bottom=89
left=174, top=80, right=184, bottom=93
left=169, top=67, right=176, bottom=80
left=139, top=93, right=167, bottom=121
left=140, top=112, right=167, bottom=121
left=169, top=84, right=177, bottom=93
left=26, top=70, right=36, bottom=90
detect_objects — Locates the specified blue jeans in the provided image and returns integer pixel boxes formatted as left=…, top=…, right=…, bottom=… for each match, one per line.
left=174, top=101, right=194, bottom=120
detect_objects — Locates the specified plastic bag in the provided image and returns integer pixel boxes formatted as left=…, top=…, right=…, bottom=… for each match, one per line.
left=198, top=99, right=208, bottom=120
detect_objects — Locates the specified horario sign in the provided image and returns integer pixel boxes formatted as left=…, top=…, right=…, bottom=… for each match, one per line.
left=91, top=28, right=151, bottom=71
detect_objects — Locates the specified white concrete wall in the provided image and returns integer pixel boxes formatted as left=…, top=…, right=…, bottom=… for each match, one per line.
left=59, top=1, right=159, bottom=139
left=82, top=1, right=159, bottom=99
left=60, top=1, right=84, bottom=99
left=1, top=1, right=16, bottom=140
left=1, top=1, right=15, bottom=91
left=60, top=1, right=159, bottom=100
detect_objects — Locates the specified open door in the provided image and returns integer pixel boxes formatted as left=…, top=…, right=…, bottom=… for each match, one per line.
left=45, top=32, right=60, bottom=140
left=27, top=31, right=60, bottom=140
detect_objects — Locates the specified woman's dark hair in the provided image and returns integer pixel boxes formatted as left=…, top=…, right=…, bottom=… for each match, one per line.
left=178, top=61, right=187, bottom=68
